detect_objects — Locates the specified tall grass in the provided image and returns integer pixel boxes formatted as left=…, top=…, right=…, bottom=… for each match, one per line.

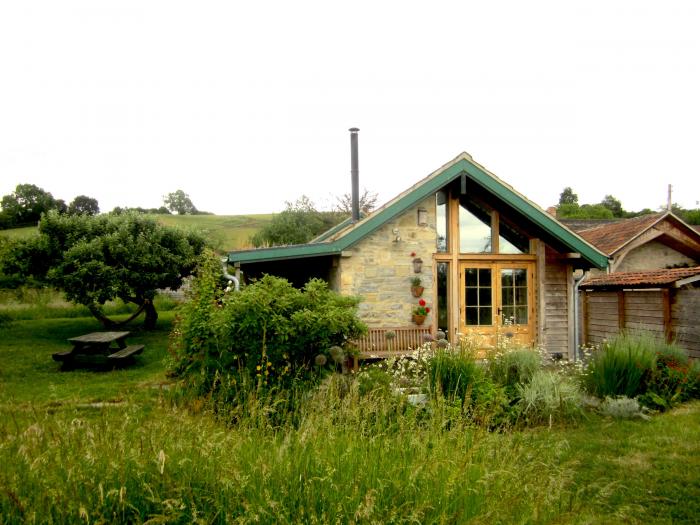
left=585, top=332, right=657, bottom=398
left=0, top=379, right=605, bottom=524
left=0, top=287, right=179, bottom=321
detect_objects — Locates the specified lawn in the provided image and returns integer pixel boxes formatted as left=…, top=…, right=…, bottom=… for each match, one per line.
left=0, top=313, right=699, bottom=523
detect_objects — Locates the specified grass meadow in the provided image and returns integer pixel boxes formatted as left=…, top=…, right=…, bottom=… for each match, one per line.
left=0, top=213, right=274, bottom=252
left=0, top=301, right=699, bottom=523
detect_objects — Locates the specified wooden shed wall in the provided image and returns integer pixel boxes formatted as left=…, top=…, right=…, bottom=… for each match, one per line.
left=583, top=287, right=700, bottom=358
left=672, top=288, right=700, bottom=359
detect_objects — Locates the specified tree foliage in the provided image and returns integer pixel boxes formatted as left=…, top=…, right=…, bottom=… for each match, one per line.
left=0, top=184, right=62, bottom=228
left=1, top=211, right=207, bottom=328
left=249, top=195, right=345, bottom=247
left=558, top=187, right=578, bottom=206
left=170, top=253, right=366, bottom=392
left=557, top=203, right=615, bottom=219
left=68, top=195, right=100, bottom=216
left=163, top=189, right=198, bottom=215
left=600, top=194, right=624, bottom=218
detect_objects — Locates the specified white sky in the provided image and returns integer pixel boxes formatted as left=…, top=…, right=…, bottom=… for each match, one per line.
left=1, top=1, right=699, bottom=215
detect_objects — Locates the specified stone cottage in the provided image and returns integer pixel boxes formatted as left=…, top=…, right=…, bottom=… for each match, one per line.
left=228, top=149, right=608, bottom=359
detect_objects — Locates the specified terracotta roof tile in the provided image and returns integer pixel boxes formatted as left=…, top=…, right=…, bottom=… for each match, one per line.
left=577, top=213, right=664, bottom=255
left=581, top=266, right=700, bottom=289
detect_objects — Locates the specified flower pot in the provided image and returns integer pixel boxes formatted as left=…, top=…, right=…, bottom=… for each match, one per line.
left=412, top=314, right=426, bottom=325
left=411, top=285, right=424, bottom=297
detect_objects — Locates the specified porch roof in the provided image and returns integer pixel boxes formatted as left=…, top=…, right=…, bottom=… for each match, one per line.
left=229, top=152, right=609, bottom=269
left=581, top=266, right=700, bottom=290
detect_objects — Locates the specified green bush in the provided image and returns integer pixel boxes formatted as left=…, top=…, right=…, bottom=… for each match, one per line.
left=170, top=253, right=366, bottom=394
left=584, top=332, right=657, bottom=398
left=517, top=370, right=583, bottom=425
left=639, top=342, right=699, bottom=410
left=488, top=347, right=541, bottom=389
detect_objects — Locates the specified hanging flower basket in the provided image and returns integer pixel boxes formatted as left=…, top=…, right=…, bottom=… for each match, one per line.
left=411, top=285, right=424, bottom=297
left=412, top=299, right=430, bottom=325
left=412, top=314, right=426, bottom=325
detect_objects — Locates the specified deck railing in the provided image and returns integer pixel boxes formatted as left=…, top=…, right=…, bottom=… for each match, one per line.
left=354, top=326, right=432, bottom=355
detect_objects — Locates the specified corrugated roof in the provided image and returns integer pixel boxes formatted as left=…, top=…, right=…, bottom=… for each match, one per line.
left=581, top=266, right=700, bottom=289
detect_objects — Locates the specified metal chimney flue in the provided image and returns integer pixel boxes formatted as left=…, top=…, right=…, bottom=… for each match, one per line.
left=349, top=127, right=360, bottom=223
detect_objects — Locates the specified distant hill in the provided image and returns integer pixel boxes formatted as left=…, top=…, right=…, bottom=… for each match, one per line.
left=0, top=214, right=274, bottom=252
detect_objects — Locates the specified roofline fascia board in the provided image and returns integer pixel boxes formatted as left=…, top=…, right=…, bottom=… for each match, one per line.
left=459, top=160, right=609, bottom=269
left=675, top=274, right=700, bottom=288
left=229, top=243, right=341, bottom=263
left=228, top=156, right=609, bottom=269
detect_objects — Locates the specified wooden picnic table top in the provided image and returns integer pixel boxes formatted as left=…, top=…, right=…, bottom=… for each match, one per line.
left=68, top=331, right=131, bottom=345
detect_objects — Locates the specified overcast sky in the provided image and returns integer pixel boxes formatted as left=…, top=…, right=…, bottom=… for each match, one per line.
left=1, top=1, right=699, bottom=216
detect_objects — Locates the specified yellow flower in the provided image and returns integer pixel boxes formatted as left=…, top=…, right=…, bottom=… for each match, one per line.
left=256, top=365, right=261, bottom=371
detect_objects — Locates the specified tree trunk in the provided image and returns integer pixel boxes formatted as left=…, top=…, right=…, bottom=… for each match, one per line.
left=88, top=303, right=116, bottom=328
left=144, top=298, right=158, bottom=330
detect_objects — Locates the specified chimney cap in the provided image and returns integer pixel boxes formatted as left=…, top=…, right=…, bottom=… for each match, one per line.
left=348, top=127, right=360, bottom=132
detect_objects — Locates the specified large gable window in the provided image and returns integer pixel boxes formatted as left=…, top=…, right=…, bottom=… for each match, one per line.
left=456, top=195, right=528, bottom=254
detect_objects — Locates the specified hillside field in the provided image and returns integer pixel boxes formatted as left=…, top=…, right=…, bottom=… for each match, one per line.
left=0, top=213, right=274, bottom=251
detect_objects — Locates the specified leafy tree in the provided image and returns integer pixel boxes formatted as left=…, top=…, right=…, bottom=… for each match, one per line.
left=670, top=204, right=700, bottom=225
left=68, top=195, right=100, bottom=216
left=335, top=188, right=379, bottom=214
left=557, top=203, right=614, bottom=219
left=600, top=195, right=624, bottom=218
left=0, top=184, right=61, bottom=228
left=1, top=211, right=207, bottom=329
left=558, top=187, right=578, bottom=206
left=250, top=195, right=345, bottom=247
left=163, top=189, right=198, bottom=215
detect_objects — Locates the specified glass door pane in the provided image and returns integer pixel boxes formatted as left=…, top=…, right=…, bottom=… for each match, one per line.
left=464, top=268, right=492, bottom=326
left=500, top=268, right=528, bottom=325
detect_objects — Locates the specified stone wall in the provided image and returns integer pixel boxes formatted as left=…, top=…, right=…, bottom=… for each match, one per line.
left=337, top=197, right=437, bottom=327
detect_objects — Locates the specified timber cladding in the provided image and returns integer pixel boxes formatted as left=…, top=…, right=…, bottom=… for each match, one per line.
left=583, top=288, right=700, bottom=359
left=543, top=247, right=571, bottom=357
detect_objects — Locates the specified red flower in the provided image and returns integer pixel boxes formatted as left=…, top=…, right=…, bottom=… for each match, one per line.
left=419, top=299, right=426, bottom=306
left=425, top=307, right=430, bottom=313
left=410, top=252, right=416, bottom=257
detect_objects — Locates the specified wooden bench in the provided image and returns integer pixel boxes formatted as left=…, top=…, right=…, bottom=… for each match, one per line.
left=52, top=350, right=76, bottom=362
left=108, top=345, right=145, bottom=360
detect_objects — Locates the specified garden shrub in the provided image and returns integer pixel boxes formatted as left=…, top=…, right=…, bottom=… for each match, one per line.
left=639, top=342, right=699, bottom=410
left=516, top=370, right=583, bottom=426
left=488, top=347, right=541, bottom=389
left=584, top=332, right=657, bottom=398
left=170, top=252, right=366, bottom=395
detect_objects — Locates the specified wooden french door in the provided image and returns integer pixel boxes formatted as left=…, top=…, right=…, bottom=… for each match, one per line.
left=458, top=261, right=535, bottom=348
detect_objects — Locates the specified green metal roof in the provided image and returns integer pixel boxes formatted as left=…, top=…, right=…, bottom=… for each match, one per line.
left=229, top=154, right=609, bottom=269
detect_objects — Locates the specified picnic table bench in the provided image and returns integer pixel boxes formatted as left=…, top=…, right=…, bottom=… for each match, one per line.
left=53, top=331, right=144, bottom=365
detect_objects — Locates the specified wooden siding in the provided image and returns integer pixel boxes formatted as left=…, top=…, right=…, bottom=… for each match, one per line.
left=543, top=248, right=571, bottom=356
left=584, top=291, right=620, bottom=345
left=583, top=288, right=700, bottom=358
left=672, top=288, right=700, bottom=358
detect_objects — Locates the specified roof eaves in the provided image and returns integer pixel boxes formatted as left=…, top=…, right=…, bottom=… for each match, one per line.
left=461, top=158, right=610, bottom=269
left=229, top=242, right=341, bottom=264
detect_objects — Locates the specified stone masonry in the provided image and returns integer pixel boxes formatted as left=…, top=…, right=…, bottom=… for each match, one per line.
left=336, top=197, right=437, bottom=327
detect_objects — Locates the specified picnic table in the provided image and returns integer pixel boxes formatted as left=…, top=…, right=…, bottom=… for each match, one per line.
left=52, top=331, right=144, bottom=364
